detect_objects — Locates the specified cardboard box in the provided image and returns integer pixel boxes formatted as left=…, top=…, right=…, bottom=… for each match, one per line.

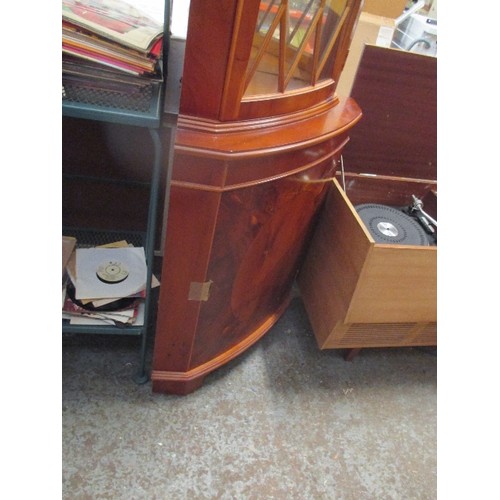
left=336, top=12, right=396, bottom=98
left=362, top=0, right=407, bottom=18
left=62, top=236, right=76, bottom=278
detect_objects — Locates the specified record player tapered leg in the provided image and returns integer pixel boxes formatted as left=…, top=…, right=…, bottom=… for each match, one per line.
left=344, top=348, right=362, bottom=361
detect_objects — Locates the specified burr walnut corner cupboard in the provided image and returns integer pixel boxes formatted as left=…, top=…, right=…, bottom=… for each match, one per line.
left=152, top=0, right=363, bottom=394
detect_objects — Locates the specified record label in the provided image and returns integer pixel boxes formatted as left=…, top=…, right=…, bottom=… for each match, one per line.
left=96, top=261, right=129, bottom=284
left=75, top=246, right=147, bottom=300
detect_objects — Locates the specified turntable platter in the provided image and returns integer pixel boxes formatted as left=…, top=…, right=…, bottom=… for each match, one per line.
left=355, top=203, right=429, bottom=246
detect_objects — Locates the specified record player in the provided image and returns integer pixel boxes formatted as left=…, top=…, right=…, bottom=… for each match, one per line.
left=298, top=45, right=437, bottom=355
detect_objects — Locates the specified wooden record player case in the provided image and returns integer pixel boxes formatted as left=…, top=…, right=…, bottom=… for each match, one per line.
left=298, top=45, right=437, bottom=352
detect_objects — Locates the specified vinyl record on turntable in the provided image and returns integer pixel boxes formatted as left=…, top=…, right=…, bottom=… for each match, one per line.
left=355, top=203, right=429, bottom=246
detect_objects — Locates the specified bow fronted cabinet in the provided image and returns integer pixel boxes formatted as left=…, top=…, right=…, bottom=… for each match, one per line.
left=152, top=0, right=363, bottom=394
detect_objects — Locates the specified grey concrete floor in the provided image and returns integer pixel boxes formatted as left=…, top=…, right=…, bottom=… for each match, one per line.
left=62, top=295, right=437, bottom=499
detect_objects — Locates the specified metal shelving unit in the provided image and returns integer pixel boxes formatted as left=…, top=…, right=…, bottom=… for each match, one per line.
left=62, top=1, right=171, bottom=384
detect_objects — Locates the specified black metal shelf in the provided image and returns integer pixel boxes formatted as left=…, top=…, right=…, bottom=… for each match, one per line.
left=62, top=122, right=162, bottom=385
left=62, top=75, right=164, bottom=128
left=62, top=227, right=146, bottom=248
left=62, top=1, right=171, bottom=384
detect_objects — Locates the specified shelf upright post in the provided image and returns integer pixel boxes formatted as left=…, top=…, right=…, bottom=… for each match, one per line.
left=134, top=127, right=163, bottom=384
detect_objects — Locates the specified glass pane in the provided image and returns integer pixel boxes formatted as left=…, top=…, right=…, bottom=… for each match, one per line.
left=243, top=0, right=349, bottom=98
left=283, top=0, right=321, bottom=90
left=245, top=0, right=281, bottom=87
left=317, top=0, right=349, bottom=81
left=245, top=23, right=281, bottom=96
left=287, top=0, right=320, bottom=49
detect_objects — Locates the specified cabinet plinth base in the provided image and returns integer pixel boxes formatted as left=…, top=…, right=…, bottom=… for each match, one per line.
left=151, top=295, right=291, bottom=395
left=151, top=375, right=206, bottom=396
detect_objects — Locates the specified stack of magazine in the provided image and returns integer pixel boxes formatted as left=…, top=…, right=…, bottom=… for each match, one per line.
left=62, top=0, right=165, bottom=111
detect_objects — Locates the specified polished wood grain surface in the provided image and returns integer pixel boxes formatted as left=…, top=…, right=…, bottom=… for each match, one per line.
left=178, top=0, right=240, bottom=120
left=152, top=105, right=361, bottom=394
left=151, top=0, right=364, bottom=394
left=342, top=45, right=437, bottom=181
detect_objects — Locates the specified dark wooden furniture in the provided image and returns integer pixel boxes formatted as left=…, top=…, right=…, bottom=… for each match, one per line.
left=298, top=45, right=437, bottom=357
left=151, top=0, right=364, bottom=394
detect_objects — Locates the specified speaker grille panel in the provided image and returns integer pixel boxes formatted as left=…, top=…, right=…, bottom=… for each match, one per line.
left=333, top=322, right=437, bottom=347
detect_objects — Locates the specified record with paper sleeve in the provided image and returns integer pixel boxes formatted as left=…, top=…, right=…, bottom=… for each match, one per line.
left=75, top=246, right=148, bottom=300
left=65, top=282, right=138, bottom=312
left=355, top=203, right=429, bottom=246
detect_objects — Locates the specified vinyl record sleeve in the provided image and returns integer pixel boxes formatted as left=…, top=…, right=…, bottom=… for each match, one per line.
left=75, top=247, right=147, bottom=300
